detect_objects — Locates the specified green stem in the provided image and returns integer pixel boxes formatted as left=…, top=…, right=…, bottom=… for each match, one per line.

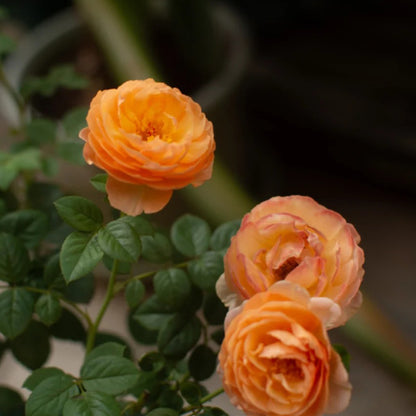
left=85, top=259, right=119, bottom=353
left=181, top=388, right=224, bottom=414
left=114, top=261, right=190, bottom=294
left=9, top=285, right=94, bottom=328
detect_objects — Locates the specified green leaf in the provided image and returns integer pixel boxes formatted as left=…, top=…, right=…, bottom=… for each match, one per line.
left=203, top=292, right=227, bottom=325
left=35, top=294, right=62, bottom=326
left=0, top=164, right=17, bottom=191
left=128, top=310, right=158, bottom=345
left=8, top=148, right=43, bottom=172
left=57, top=142, right=85, bottom=165
left=64, top=273, right=95, bottom=304
left=25, top=118, right=56, bottom=145
left=60, top=232, right=103, bottom=283
left=11, top=321, right=50, bottom=369
left=333, top=344, right=350, bottom=372
left=158, top=315, right=201, bottom=357
left=90, top=174, right=108, bottom=193
left=125, top=280, right=145, bottom=309
left=153, top=268, right=191, bottom=309
left=49, top=308, right=86, bottom=342
left=133, top=295, right=174, bottom=331
left=120, top=215, right=153, bottom=236
left=102, top=254, right=131, bottom=275
left=94, top=333, right=131, bottom=357
left=0, top=232, right=30, bottom=282
left=0, top=33, right=16, bottom=55
left=41, top=156, right=59, bottom=177
left=81, top=355, right=139, bottom=395
left=97, top=218, right=141, bottom=263
left=21, top=65, right=88, bottom=98
left=0, top=209, right=48, bottom=248
left=180, top=381, right=204, bottom=406
left=157, top=389, right=183, bottom=411
left=141, top=233, right=172, bottom=263
left=23, top=367, right=67, bottom=391
left=146, top=409, right=179, bottom=416
left=43, top=253, right=63, bottom=287
left=63, top=391, right=120, bottom=416
left=188, top=345, right=217, bottom=381
left=200, top=407, right=229, bottom=416
left=210, top=220, right=241, bottom=251
left=26, top=374, right=78, bottom=416
left=0, top=386, right=24, bottom=415
left=170, top=214, right=211, bottom=257
left=62, top=107, right=88, bottom=139
left=85, top=342, right=126, bottom=364
left=188, top=251, right=224, bottom=291
left=54, top=196, right=103, bottom=232
left=138, top=352, right=166, bottom=373
left=0, top=288, right=34, bottom=338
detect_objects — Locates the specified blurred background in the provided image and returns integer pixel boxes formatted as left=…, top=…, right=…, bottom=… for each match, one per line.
left=1, top=0, right=416, bottom=414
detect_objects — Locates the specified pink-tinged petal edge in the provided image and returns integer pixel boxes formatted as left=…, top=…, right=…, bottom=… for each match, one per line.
left=309, top=297, right=342, bottom=329
left=325, top=350, right=352, bottom=414
left=106, top=176, right=173, bottom=216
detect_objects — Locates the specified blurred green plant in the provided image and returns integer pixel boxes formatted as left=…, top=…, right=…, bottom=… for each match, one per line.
left=0, top=18, right=235, bottom=414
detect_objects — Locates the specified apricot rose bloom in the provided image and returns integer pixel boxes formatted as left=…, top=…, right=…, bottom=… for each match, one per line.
left=217, top=195, right=364, bottom=326
left=218, top=281, right=351, bottom=416
left=80, top=79, right=215, bottom=215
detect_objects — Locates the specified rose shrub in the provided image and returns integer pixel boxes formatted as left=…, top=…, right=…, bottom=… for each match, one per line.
left=218, top=281, right=352, bottom=416
left=217, top=195, right=364, bottom=326
left=80, top=78, right=215, bottom=215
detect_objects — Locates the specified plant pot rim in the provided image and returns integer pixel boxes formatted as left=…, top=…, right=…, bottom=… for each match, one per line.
left=0, top=3, right=250, bottom=125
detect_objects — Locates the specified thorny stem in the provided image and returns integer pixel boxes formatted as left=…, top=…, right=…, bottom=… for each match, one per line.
left=85, top=258, right=119, bottom=353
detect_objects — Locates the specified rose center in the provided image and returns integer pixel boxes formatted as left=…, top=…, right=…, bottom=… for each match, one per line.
left=270, top=358, right=304, bottom=381
left=273, top=257, right=299, bottom=280
left=140, top=121, right=169, bottom=142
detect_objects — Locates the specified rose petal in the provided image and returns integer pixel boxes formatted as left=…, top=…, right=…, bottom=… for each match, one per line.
left=309, top=297, right=342, bottom=329
left=106, top=175, right=172, bottom=215
left=325, top=350, right=352, bottom=414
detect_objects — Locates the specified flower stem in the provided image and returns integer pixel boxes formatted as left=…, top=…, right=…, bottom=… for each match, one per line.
left=85, top=259, right=119, bottom=353
left=5, top=285, right=94, bottom=328
left=181, top=388, right=224, bottom=414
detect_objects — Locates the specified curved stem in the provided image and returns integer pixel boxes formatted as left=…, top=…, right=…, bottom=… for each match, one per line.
left=85, top=259, right=119, bottom=353
left=10, top=285, right=94, bottom=328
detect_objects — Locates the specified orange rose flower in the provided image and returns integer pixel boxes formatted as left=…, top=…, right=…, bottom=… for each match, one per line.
left=217, top=195, right=364, bottom=326
left=218, top=281, right=351, bottom=416
left=80, top=79, right=215, bottom=215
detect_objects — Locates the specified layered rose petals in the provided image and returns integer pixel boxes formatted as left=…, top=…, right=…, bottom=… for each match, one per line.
left=219, top=195, right=364, bottom=326
left=218, top=282, right=351, bottom=416
left=80, top=79, right=215, bottom=215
